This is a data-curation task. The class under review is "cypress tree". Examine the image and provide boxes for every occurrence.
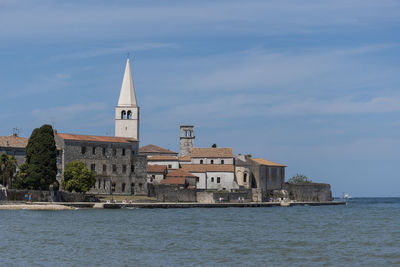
[24,124,57,190]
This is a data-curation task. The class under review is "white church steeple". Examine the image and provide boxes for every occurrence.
[117,58,137,107]
[115,58,140,140]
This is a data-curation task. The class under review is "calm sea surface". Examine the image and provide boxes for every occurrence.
[0,198,399,266]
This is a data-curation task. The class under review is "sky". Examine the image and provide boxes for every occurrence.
[1,0,399,197]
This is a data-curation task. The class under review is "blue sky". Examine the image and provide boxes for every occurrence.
[1,0,399,197]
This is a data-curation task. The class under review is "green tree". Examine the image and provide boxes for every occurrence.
[13,163,28,189]
[0,153,17,188]
[288,174,312,184]
[62,161,96,193]
[22,124,57,190]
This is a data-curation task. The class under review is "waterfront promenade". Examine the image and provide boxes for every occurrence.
[0,201,346,210]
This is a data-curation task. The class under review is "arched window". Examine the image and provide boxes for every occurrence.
[127,110,132,119]
[244,173,248,183]
[211,160,214,164]
[211,177,214,182]
[221,160,224,164]
[121,110,127,119]
[200,160,203,164]
[188,131,191,137]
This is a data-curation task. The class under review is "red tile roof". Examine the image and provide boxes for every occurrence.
[178,155,191,162]
[252,158,287,167]
[148,155,178,161]
[57,133,136,143]
[190,148,233,158]
[166,169,197,178]
[147,165,167,173]
[181,164,234,173]
[160,177,186,185]
[139,144,178,154]
[0,135,28,148]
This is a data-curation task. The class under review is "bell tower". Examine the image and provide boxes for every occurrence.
[180,125,195,156]
[115,58,139,140]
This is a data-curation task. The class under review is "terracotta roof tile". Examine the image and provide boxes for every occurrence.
[178,155,191,162]
[57,133,136,143]
[147,165,167,173]
[252,158,287,167]
[160,177,186,185]
[190,148,233,158]
[0,135,28,148]
[148,155,178,161]
[166,169,197,178]
[181,164,234,173]
[139,144,178,154]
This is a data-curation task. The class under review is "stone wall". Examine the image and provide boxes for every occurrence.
[283,183,332,202]
[196,190,252,203]
[154,184,196,202]
[5,189,95,202]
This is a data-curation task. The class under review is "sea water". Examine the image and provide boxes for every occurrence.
[0,198,399,266]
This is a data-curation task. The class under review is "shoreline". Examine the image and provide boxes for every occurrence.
[0,201,346,210]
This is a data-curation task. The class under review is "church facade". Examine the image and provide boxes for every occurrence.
[55,59,147,195]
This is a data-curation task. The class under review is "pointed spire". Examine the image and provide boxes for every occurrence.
[117,58,137,107]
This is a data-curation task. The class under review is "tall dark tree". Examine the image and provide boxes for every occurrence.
[0,153,17,188]
[23,124,57,190]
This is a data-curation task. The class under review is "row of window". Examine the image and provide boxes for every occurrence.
[210,177,221,183]
[200,159,224,165]
[121,110,133,120]
[81,146,134,156]
[95,180,142,193]
[90,163,135,174]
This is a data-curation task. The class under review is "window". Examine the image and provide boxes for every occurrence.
[132,150,135,155]
[122,183,126,192]
[112,182,116,192]
[196,177,199,182]
[121,110,126,119]
[168,164,172,168]
[131,165,135,173]
[98,180,101,189]
[217,177,220,183]
[122,165,127,174]
[200,160,203,164]
[102,147,106,156]
[113,148,117,156]
[211,177,214,182]
[127,110,132,119]
[243,173,247,183]
[81,147,86,154]
[122,148,126,156]
[221,160,224,164]
[151,175,155,182]
[112,164,117,173]
[90,164,96,173]
[92,147,96,155]
[104,181,106,189]
[103,164,107,174]
[139,183,142,189]
[211,160,214,164]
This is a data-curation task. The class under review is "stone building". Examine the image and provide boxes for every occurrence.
[235,154,255,189]
[179,125,194,156]
[147,164,167,184]
[55,58,147,195]
[250,158,286,200]
[0,134,28,166]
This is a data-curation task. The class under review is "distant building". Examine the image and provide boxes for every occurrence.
[0,134,28,166]
[179,125,194,156]
[161,169,197,189]
[139,144,178,157]
[147,164,167,184]
[55,58,148,195]
[250,158,286,199]
[147,155,179,169]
